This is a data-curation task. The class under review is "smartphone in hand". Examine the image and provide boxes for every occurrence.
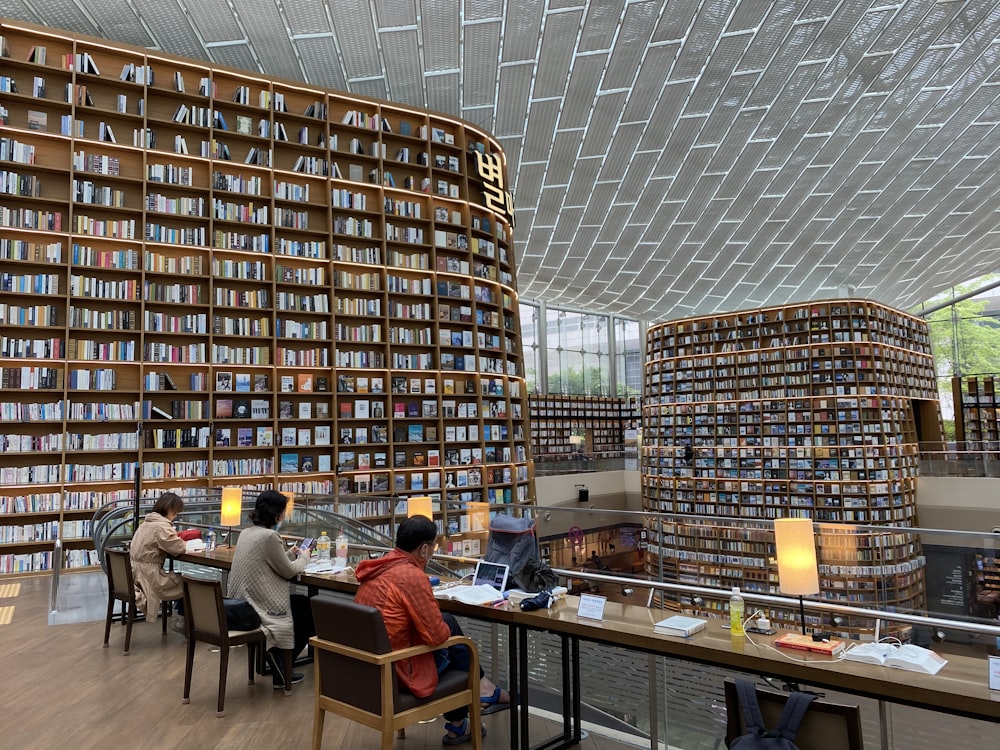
[299,537,315,553]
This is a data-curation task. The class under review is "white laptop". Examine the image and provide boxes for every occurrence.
[434,560,510,605]
[473,560,510,591]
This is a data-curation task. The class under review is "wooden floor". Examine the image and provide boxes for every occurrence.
[2,573,643,750]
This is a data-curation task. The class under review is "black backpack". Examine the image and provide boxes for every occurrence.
[729,679,815,750]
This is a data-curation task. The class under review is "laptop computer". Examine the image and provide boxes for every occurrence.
[473,560,510,591]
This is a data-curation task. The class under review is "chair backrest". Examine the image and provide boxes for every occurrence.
[182,575,226,639]
[105,547,134,600]
[724,680,864,750]
[311,595,395,714]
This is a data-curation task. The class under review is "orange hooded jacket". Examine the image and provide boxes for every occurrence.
[354,548,451,697]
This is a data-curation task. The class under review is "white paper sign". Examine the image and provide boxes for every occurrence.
[989,656,1000,692]
[577,593,606,621]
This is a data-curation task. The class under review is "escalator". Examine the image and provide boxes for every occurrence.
[90,492,465,581]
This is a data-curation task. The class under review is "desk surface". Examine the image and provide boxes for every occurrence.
[178,549,1000,723]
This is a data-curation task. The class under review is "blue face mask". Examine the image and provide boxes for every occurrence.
[274,521,282,531]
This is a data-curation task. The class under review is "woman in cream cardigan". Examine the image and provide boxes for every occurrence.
[228,489,312,688]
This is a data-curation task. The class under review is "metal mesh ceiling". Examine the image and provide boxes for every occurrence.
[23,0,1000,322]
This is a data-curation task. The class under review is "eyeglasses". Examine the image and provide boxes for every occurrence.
[423,542,439,556]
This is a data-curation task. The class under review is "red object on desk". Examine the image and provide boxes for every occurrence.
[774,632,844,656]
[178,529,202,541]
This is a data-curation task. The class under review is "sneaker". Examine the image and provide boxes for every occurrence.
[266,650,303,689]
[170,616,186,635]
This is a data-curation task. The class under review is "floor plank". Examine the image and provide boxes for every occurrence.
[3,574,640,750]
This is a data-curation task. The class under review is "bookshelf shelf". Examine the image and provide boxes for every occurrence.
[0,18,532,576]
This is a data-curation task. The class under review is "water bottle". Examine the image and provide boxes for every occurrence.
[729,586,745,636]
[335,529,349,564]
[206,527,217,552]
[316,530,331,561]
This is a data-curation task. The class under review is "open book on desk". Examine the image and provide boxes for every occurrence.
[304,560,350,574]
[842,642,948,675]
[433,584,505,606]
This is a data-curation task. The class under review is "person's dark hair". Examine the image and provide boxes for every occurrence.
[250,489,289,529]
[395,516,437,552]
[152,492,184,517]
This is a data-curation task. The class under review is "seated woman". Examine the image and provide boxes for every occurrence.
[228,489,313,688]
[130,491,187,634]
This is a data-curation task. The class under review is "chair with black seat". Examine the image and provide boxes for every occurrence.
[180,574,267,717]
[724,679,864,750]
[102,546,169,654]
[309,595,482,750]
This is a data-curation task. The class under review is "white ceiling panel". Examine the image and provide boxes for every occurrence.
[32,0,96,35]
[296,36,348,90]
[533,9,582,100]
[495,62,534,136]
[463,21,501,108]
[380,28,424,104]
[11,0,1000,322]
[209,43,260,74]
[560,53,608,129]
[330,0,381,79]
[181,0,243,44]
[522,99,561,163]
[578,0,623,54]
[502,0,544,62]
[283,0,330,35]
[82,2,151,47]
[418,0,457,73]
[236,0,303,81]
[602,1,659,90]
[132,0,205,59]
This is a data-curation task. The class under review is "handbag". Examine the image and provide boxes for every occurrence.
[223,598,261,631]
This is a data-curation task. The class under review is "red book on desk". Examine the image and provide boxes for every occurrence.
[774,632,845,656]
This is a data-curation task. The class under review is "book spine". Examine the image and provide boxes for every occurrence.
[774,640,839,655]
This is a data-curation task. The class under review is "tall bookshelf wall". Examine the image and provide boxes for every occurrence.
[0,20,533,576]
[528,394,640,460]
[642,299,942,636]
[952,376,1000,448]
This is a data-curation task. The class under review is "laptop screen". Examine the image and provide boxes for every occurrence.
[473,560,510,590]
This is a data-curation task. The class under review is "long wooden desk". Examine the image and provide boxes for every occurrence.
[180,550,1000,749]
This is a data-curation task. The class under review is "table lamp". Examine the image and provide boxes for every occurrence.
[774,517,819,634]
[407,495,433,519]
[220,487,243,547]
[281,490,295,521]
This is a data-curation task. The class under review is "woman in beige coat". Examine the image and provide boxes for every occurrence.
[228,489,312,688]
[130,492,187,632]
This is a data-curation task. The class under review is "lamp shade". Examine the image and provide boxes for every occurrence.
[281,490,295,519]
[407,495,433,519]
[773,517,819,596]
[220,487,243,527]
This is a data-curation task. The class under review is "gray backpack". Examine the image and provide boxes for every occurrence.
[482,514,539,590]
[729,679,815,750]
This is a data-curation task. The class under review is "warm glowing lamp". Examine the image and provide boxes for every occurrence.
[220,487,243,547]
[774,517,820,634]
[407,495,433,519]
[468,502,489,533]
[281,491,295,521]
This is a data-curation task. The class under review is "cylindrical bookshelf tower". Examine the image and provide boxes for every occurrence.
[641,299,942,638]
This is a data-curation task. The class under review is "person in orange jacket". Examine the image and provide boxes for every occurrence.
[355,516,510,744]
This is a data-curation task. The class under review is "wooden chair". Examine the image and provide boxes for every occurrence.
[180,575,267,717]
[309,595,482,750]
[102,547,169,654]
[724,679,865,750]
